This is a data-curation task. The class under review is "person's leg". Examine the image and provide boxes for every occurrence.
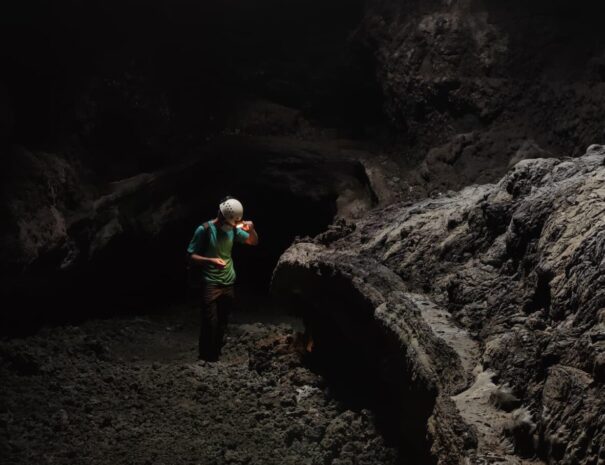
[199,285,221,361]
[215,286,235,358]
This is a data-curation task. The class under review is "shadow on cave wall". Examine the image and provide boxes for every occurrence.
[273,265,436,465]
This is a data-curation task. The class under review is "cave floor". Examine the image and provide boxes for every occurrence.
[0,305,399,465]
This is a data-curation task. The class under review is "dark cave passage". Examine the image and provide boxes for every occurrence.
[2,172,340,335]
[3,1,605,464]
[1,129,380,336]
[1,0,385,335]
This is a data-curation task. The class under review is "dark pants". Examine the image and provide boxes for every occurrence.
[198,284,235,361]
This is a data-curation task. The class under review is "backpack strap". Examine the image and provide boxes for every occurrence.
[186,221,212,289]
[186,221,212,267]
[200,221,212,255]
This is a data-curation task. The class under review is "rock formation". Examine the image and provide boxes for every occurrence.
[272,146,605,464]
[359,0,605,196]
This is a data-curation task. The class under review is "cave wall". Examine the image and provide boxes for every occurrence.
[359,0,605,194]
[5,0,605,193]
[272,147,605,464]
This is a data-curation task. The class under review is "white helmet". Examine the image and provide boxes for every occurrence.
[219,197,243,225]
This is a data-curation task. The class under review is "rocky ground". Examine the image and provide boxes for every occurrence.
[0,306,400,465]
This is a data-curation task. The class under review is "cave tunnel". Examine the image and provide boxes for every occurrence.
[0,131,381,336]
[3,1,605,464]
[0,2,422,462]
[1,167,343,334]
[1,0,383,334]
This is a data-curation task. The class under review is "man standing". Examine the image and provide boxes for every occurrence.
[187,197,259,361]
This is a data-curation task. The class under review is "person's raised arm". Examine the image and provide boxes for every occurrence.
[241,221,259,246]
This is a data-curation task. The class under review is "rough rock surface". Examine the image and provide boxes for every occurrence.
[272,146,605,464]
[359,0,605,196]
[0,310,398,465]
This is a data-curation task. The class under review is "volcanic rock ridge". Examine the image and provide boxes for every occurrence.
[272,145,605,465]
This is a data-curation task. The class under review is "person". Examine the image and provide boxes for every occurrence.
[187,196,259,361]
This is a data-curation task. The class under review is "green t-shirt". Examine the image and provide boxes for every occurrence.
[187,221,250,286]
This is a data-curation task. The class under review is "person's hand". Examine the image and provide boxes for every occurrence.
[211,258,226,268]
[241,220,254,232]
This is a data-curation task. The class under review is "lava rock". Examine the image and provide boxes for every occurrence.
[488,385,521,412]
